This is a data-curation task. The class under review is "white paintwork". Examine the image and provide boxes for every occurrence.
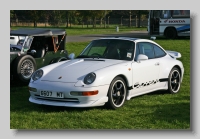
[159,18,190,36]
[68,53,75,59]
[29,38,184,108]
[137,54,148,61]
[166,50,181,59]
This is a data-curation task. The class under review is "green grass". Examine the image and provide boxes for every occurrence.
[10,38,190,129]
[11,26,147,36]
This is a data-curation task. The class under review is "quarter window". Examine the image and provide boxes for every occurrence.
[153,45,166,58]
[137,42,155,59]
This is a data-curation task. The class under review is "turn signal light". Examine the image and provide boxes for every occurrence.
[82,90,98,96]
[70,90,98,96]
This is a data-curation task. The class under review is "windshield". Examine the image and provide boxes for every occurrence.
[78,39,135,61]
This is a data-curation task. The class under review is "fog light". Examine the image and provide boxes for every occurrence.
[29,87,37,92]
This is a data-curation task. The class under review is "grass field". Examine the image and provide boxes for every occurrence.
[11,26,147,36]
[10,37,190,129]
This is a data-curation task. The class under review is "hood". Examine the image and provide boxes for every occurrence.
[41,58,124,82]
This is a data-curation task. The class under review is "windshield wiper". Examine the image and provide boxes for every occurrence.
[76,55,103,59]
[76,55,91,58]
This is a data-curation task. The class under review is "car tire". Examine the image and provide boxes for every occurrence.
[14,55,36,83]
[106,77,127,109]
[168,67,181,94]
[165,27,177,39]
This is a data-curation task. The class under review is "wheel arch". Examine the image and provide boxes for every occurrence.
[49,56,68,64]
[112,74,131,90]
[172,65,182,78]
[106,74,128,109]
[58,57,68,62]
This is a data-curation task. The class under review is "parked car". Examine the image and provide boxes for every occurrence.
[10,35,25,45]
[10,28,69,83]
[28,37,184,109]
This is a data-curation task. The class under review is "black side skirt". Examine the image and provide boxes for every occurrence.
[159,78,168,82]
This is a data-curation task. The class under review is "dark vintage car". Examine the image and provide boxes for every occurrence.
[10,28,69,83]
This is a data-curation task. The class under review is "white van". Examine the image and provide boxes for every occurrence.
[10,36,25,45]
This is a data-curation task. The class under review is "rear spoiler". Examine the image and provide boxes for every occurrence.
[166,50,181,59]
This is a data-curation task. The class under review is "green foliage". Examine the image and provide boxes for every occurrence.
[10,10,14,18]
[11,10,148,28]
[48,11,66,27]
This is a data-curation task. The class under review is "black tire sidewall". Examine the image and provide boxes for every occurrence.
[106,77,127,109]
[168,67,181,94]
[166,28,177,39]
[14,55,36,83]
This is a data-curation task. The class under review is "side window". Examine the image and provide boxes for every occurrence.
[153,44,166,58]
[138,42,155,59]
[171,10,190,18]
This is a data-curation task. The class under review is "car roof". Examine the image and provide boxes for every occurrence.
[93,37,138,41]
[93,37,153,42]
[10,28,66,36]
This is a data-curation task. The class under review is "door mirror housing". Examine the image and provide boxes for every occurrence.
[68,53,75,60]
[137,54,148,62]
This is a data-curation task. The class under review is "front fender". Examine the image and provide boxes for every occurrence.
[74,62,132,87]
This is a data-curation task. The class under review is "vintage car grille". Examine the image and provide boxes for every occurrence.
[34,94,79,103]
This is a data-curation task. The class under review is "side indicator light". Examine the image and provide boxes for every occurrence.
[82,90,98,96]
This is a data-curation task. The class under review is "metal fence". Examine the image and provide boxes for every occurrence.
[10,18,148,28]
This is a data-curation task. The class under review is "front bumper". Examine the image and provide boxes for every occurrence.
[29,81,109,107]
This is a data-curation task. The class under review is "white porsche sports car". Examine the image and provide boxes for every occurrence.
[29,37,184,109]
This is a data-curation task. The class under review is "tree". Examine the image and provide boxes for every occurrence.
[134,10,149,27]
[10,10,14,19]
[10,10,15,27]
[47,10,66,27]
[26,10,43,27]
[40,10,51,27]
[77,10,91,28]
[91,10,106,28]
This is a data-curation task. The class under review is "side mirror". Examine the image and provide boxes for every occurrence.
[137,54,148,62]
[68,53,75,60]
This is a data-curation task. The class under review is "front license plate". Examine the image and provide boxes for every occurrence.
[40,90,64,98]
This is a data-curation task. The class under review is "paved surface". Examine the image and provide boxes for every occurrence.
[66,31,149,42]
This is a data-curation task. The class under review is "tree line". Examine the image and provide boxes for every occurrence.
[10,10,149,28]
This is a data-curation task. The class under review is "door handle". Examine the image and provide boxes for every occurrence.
[155,62,160,66]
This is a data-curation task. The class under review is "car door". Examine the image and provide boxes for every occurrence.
[131,42,160,95]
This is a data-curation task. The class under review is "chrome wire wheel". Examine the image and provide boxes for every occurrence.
[20,59,34,79]
[107,77,127,109]
[169,68,181,93]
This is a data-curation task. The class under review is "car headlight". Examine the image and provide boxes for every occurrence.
[32,69,43,81]
[84,72,96,85]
